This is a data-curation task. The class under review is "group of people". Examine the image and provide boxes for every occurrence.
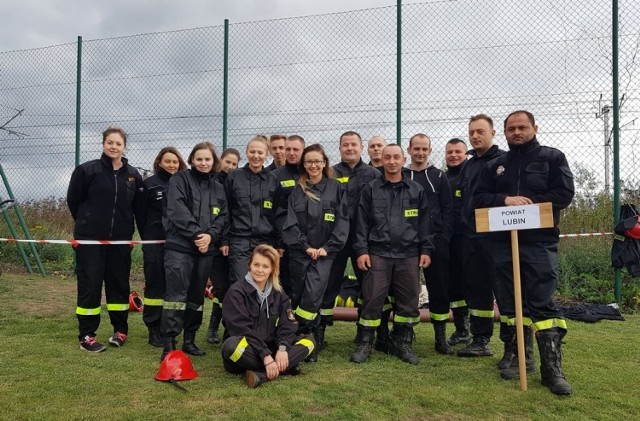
[67,110,575,395]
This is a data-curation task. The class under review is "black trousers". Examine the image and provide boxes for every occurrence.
[75,244,131,339]
[462,236,496,337]
[161,249,212,338]
[448,234,466,308]
[142,244,165,328]
[288,253,334,331]
[210,251,230,305]
[323,241,363,325]
[228,237,271,285]
[221,334,315,374]
[492,240,565,330]
[423,236,450,321]
[359,255,421,329]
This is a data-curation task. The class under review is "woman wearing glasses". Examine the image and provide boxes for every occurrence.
[282,144,349,363]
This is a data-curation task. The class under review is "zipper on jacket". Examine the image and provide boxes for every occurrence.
[109,171,118,239]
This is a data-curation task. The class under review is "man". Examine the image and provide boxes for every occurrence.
[266,134,286,171]
[321,131,379,351]
[457,115,508,360]
[367,135,386,170]
[475,110,574,395]
[273,135,306,297]
[351,144,432,365]
[444,138,471,345]
[404,133,454,355]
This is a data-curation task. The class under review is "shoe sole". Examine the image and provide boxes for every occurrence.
[245,371,260,388]
[80,344,106,353]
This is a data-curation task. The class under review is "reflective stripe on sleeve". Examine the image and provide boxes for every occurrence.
[230,337,249,362]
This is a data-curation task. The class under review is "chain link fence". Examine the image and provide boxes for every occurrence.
[1,0,639,223]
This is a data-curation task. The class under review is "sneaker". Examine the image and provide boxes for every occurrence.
[108,332,127,347]
[80,335,106,353]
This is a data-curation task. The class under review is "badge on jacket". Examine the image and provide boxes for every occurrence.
[496,166,505,176]
[287,308,296,322]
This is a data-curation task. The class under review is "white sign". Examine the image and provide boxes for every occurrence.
[487,204,542,232]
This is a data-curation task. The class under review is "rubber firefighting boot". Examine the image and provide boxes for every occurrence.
[374,310,393,354]
[457,335,493,357]
[497,323,516,369]
[206,304,222,345]
[148,325,163,348]
[500,327,535,380]
[536,328,573,395]
[433,320,453,355]
[391,324,419,365]
[448,307,471,345]
[315,323,327,352]
[245,370,268,388]
[160,336,176,362]
[182,331,206,356]
[305,325,319,363]
[350,326,375,363]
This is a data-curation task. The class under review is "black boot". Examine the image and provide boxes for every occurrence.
[433,321,453,355]
[500,327,535,380]
[448,307,471,345]
[391,324,419,365]
[315,323,327,352]
[245,370,268,388]
[374,312,393,354]
[536,328,572,395]
[497,323,516,369]
[160,336,176,362]
[305,326,319,363]
[350,326,375,363]
[148,325,163,348]
[182,331,206,356]
[206,305,222,345]
[457,335,493,357]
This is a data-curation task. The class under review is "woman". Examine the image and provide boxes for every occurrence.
[282,144,349,362]
[221,245,315,388]
[221,136,278,285]
[140,147,187,347]
[160,142,227,361]
[206,148,240,345]
[67,127,144,352]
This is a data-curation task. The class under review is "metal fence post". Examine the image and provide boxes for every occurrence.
[223,20,229,150]
[612,0,621,303]
[396,0,402,146]
[75,36,82,167]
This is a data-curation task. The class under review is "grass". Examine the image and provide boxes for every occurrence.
[1,273,639,420]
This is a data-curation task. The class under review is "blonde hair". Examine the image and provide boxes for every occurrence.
[249,244,282,292]
[246,135,270,154]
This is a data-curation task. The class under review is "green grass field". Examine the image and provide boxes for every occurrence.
[1,273,639,421]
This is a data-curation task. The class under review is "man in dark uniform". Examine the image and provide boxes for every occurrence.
[265,134,286,172]
[320,131,379,349]
[444,138,471,345]
[457,115,508,360]
[405,133,454,355]
[475,110,574,395]
[351,144,433,365]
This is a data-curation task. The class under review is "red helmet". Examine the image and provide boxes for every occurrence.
[626,215,640,239]
[129,291,144,312]
[155,350,198,381]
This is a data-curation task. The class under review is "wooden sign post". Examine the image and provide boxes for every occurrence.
[475,202,554,391]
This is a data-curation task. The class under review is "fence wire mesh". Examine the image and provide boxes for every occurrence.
[0,0,639,230]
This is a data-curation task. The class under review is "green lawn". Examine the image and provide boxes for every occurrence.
[0,273,638,421]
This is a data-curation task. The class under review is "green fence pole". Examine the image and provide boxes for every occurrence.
[612,0,621,303]
[0,197,33,273]
[222,20,229,150]
[396,0,402,146]
[0,164,45,275]
[75,36,82,167]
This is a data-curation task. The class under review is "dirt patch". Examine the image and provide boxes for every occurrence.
[0,272,77,317]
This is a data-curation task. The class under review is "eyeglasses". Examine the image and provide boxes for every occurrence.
[303,160,324,167]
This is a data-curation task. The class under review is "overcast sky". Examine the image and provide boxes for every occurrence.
[1,0,396,51]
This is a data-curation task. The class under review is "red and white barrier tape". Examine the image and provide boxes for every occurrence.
[0,233,613,245]
[0,238,165,245]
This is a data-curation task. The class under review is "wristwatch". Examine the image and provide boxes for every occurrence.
[278,344,287,352]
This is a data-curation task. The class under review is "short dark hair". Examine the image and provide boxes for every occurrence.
[340,131,362,144]
[287,134,305,147]
[446,138,467,148]
[469,114,494,128]
[269,134,287,144]
[408,133,430,149]
[504,110,536,129]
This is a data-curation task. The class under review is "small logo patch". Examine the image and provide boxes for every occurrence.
[281,180,295,188]
[127,176,136,182]
[336,176,349,184]
[263,200,272,209]
[324,213,335,222]
[212,206,220,215]
[455,189,462,198]
[404,209,418,217]
[496,165,505,176]
[287,308,296,322]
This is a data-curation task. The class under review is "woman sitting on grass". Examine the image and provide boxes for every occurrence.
[221,244,315,388]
